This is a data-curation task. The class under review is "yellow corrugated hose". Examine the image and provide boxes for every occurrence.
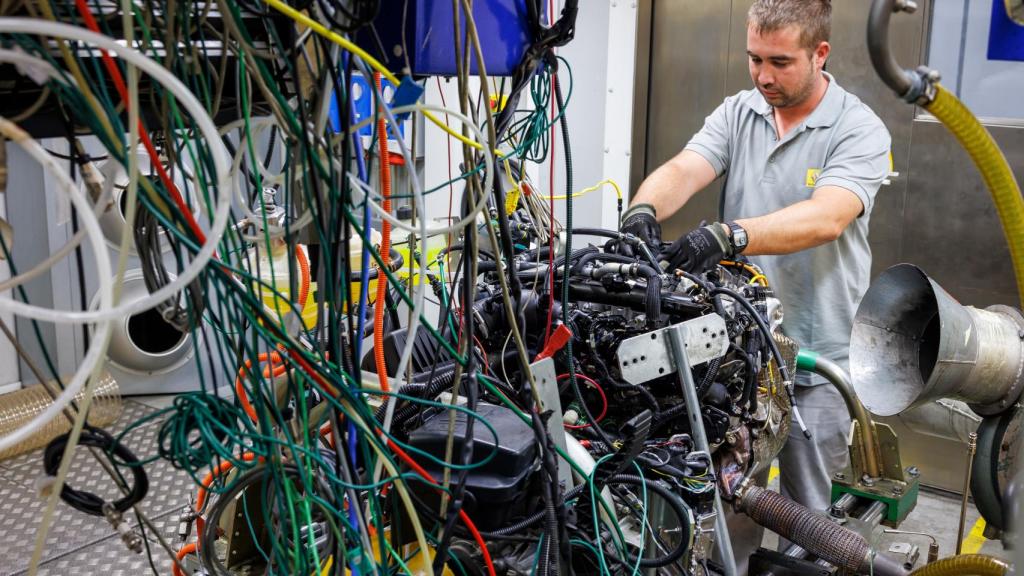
[924,84,1024,309]
[908,553,1009,576]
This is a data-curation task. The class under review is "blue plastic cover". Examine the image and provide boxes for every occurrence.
[988,0,1024,62]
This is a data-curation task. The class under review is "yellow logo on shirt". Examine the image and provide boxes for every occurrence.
[805,168,821,187]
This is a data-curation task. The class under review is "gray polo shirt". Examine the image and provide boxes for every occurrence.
[684,73,891,386]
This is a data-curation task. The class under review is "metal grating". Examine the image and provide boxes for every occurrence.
[0,400,161,471]
[12,509,183,576]
[0,401,196,576]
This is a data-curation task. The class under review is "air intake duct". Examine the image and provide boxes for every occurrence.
[851,264,1024,417]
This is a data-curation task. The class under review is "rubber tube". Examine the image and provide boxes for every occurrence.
[867,0,915,97]
[908,554,1009,576]
[923,85,1024,309]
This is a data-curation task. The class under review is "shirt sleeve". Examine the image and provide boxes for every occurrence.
[684,100,732,177]
[814,111,892,217]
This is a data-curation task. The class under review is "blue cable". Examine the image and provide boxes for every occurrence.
[343,53,368,576]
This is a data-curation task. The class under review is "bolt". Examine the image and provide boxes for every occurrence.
[893,485,904,496]
[862,475,875,487]
[895,0,918,13]
[907,466,920,477]
[834,472,846,480]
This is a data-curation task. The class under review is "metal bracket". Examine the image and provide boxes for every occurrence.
[616,313,729,385]
[530,357,573,487]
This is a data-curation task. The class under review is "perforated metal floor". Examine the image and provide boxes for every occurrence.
[0,401,193,576]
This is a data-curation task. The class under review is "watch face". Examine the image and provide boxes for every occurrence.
[729,223,747,252]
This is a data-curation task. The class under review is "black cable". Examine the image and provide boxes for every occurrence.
[709,287,790,382]
[597,474,692,568]
[43,427,149,516]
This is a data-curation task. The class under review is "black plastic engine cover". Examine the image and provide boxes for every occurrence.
[397,402,538,537]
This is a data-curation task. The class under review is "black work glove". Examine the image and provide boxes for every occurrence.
[661,223,731,273]
[615,203,661,257]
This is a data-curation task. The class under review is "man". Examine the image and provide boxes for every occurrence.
[622,0,891,525]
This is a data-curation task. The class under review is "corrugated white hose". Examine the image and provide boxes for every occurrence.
[0,19,235,325]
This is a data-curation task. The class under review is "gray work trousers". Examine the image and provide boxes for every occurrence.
[779,383,852,514]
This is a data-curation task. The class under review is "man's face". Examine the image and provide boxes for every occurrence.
[746,24,827,109]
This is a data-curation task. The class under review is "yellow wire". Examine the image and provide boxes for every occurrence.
[720,260,770,287]
[262,0,506,157]
[543,178,623,201]
[318,555,333,576]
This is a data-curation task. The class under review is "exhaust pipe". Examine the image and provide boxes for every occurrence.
[850,264,1024,417]
[737,485,908,575]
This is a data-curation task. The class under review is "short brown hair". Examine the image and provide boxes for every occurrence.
[748,0,832,52]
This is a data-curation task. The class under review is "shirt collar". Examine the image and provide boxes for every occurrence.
[744,71,844,128]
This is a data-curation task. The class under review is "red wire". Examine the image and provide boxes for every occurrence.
[384,438,498,576]
[472,335,493,375]
[72,0,206,244]
[557,372,608,429]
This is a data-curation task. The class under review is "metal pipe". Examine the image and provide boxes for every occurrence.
[957,432,979,554]
[667,326,737,576]
[797,350,881,478]
[868,0,915,98]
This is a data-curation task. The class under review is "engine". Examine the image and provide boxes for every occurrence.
[375,224,796,574]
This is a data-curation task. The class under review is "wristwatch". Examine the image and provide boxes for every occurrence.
[726,221,748,255]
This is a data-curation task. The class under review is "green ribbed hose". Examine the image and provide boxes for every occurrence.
[925,85,1024,309]
[909,554,1009,576]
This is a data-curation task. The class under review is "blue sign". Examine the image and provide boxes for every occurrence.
[988,0,1024,62]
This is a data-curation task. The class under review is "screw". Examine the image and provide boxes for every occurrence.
[907,466,920,477]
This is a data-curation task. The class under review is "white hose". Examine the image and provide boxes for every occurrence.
[0,118,114,453]
[0,18,234,325]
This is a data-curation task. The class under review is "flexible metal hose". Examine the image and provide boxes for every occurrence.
[738,485,907,575]
[908,554,1009,576]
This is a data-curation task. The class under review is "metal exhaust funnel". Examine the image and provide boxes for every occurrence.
[850,264,1024,417]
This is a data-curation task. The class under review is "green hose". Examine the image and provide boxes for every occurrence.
[924,85,1024,309]
[909,554,1009,576]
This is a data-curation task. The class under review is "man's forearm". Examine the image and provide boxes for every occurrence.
[630,150,718,222]
[735,186,862,255]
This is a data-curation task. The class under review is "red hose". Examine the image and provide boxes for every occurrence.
[295,244,311,313]
[373,72,392,393]
[171,542,196,576]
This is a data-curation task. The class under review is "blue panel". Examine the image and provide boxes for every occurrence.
[358,0,534,77]
[328,72,406,139]
[988,0,1024,62]
[415,0,533,76]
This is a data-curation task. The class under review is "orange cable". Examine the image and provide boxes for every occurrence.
[372,72,392,393]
